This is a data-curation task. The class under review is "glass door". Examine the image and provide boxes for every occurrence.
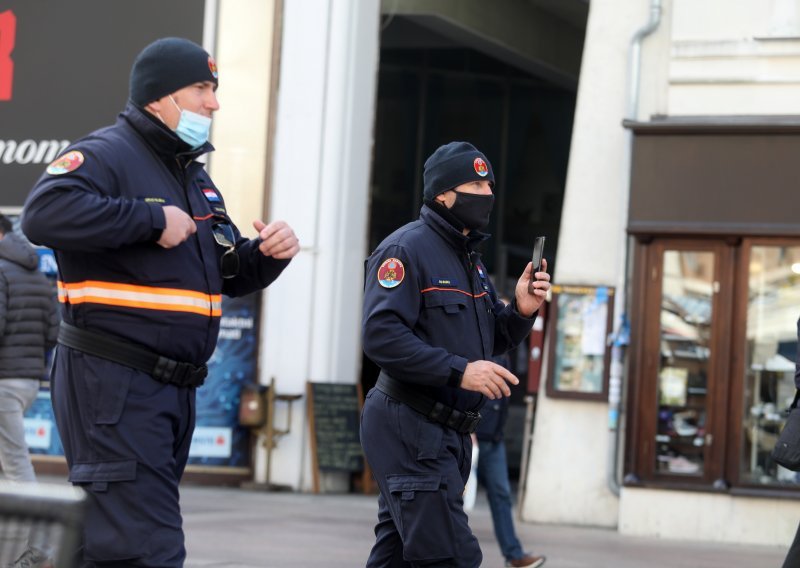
[655,249,717,477]
[633,239,732,484]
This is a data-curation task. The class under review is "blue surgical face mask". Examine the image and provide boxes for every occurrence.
[169,95,211,149]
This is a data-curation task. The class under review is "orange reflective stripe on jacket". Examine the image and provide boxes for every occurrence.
[57,280,222,317]
[420,286,489,298]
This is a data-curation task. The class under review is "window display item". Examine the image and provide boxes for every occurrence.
[659,367,688,407]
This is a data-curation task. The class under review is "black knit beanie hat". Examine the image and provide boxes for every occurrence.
[422,141,494,202]
[129,37,218,106]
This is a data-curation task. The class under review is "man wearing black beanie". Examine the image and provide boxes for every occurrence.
[21,37,299,567]
[360,141,550,567]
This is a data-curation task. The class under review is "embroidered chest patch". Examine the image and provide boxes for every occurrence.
[202,188,221,202]
[377,258,405,289]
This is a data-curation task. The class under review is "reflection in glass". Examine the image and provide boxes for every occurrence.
[742,245,800,486]
[656,251,714,476]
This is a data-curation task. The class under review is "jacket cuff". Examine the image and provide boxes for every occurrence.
[447,356,469,387]
[147,202,167,242]
[511,297,537,320]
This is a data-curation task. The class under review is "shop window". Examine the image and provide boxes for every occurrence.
[740,245,800,488]
[627,238,800,492]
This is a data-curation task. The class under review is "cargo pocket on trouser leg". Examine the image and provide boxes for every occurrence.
[386,474,455,564]
[81,355,133,426]
[69,459,147,562]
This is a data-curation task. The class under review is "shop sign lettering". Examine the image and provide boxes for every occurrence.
[0,139,70,164]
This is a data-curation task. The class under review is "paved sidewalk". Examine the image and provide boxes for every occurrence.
[180,484,787,568]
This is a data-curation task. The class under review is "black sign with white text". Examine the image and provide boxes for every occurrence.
[0,0,205,206]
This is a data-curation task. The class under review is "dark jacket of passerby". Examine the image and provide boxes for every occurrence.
[476,352,512,442]
[0,232,58,379]
[476,390,510,444]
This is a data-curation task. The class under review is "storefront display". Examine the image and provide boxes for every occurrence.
[741,244,800,487]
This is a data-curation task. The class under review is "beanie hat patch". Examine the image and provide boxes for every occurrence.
[473,157,489,177]
[423,141,495,202]
[129,37,218,106]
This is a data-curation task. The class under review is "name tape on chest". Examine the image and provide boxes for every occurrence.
[431,277,458,288]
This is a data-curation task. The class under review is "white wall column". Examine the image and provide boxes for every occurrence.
[255,0,380,490]
[521,0,666,527]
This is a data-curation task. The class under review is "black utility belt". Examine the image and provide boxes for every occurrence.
[57,322,207,388]
[376,372,481,434]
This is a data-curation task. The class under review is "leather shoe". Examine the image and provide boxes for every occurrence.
[505,554,546,568]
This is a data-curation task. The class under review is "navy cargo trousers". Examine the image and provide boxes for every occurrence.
[361,388,482,567]
[52,346,195,567]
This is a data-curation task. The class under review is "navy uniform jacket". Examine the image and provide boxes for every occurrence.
[22,103,290,366]
[362,204,534,412]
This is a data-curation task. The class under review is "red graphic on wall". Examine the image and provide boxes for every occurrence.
[0,10,16,102]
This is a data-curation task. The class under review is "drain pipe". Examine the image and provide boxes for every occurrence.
[607,0,663,497]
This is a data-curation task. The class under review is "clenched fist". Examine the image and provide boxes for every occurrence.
[158,205,196,248]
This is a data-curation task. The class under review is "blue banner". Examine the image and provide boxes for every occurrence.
[188,293,260,468]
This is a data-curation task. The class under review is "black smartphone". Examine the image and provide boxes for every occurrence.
[530,236,545,283]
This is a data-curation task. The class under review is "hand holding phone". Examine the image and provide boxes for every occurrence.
[529,236,545,285]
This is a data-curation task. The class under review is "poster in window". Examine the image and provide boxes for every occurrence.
[659,367,688,407]
[546,285,614,401]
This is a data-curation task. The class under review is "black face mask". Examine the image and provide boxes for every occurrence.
[449,192,494,230]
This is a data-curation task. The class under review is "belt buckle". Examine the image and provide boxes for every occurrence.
[465,411,481,434]
[191,364,208,387]
[176,363,207,388]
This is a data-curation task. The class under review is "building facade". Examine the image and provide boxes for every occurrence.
[525,0,800,547]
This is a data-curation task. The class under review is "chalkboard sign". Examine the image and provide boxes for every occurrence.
[306,382,363,490]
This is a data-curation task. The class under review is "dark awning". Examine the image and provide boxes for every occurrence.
[625,117,800,237]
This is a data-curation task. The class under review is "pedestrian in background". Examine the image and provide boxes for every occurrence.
[22,37,299,567]
[780,318,800,568]
[475,326,545,568]
[361,141,550,567]
[0,213,59,567]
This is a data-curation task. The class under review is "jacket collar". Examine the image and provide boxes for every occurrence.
[119,102,215,161]
[420,204,490,253]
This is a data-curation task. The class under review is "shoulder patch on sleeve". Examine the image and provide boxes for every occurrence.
[377,258,405,289]
[46,151,84,175]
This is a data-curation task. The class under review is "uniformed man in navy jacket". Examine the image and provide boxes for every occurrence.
[361,141,550,567]
[21,38,298,567]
